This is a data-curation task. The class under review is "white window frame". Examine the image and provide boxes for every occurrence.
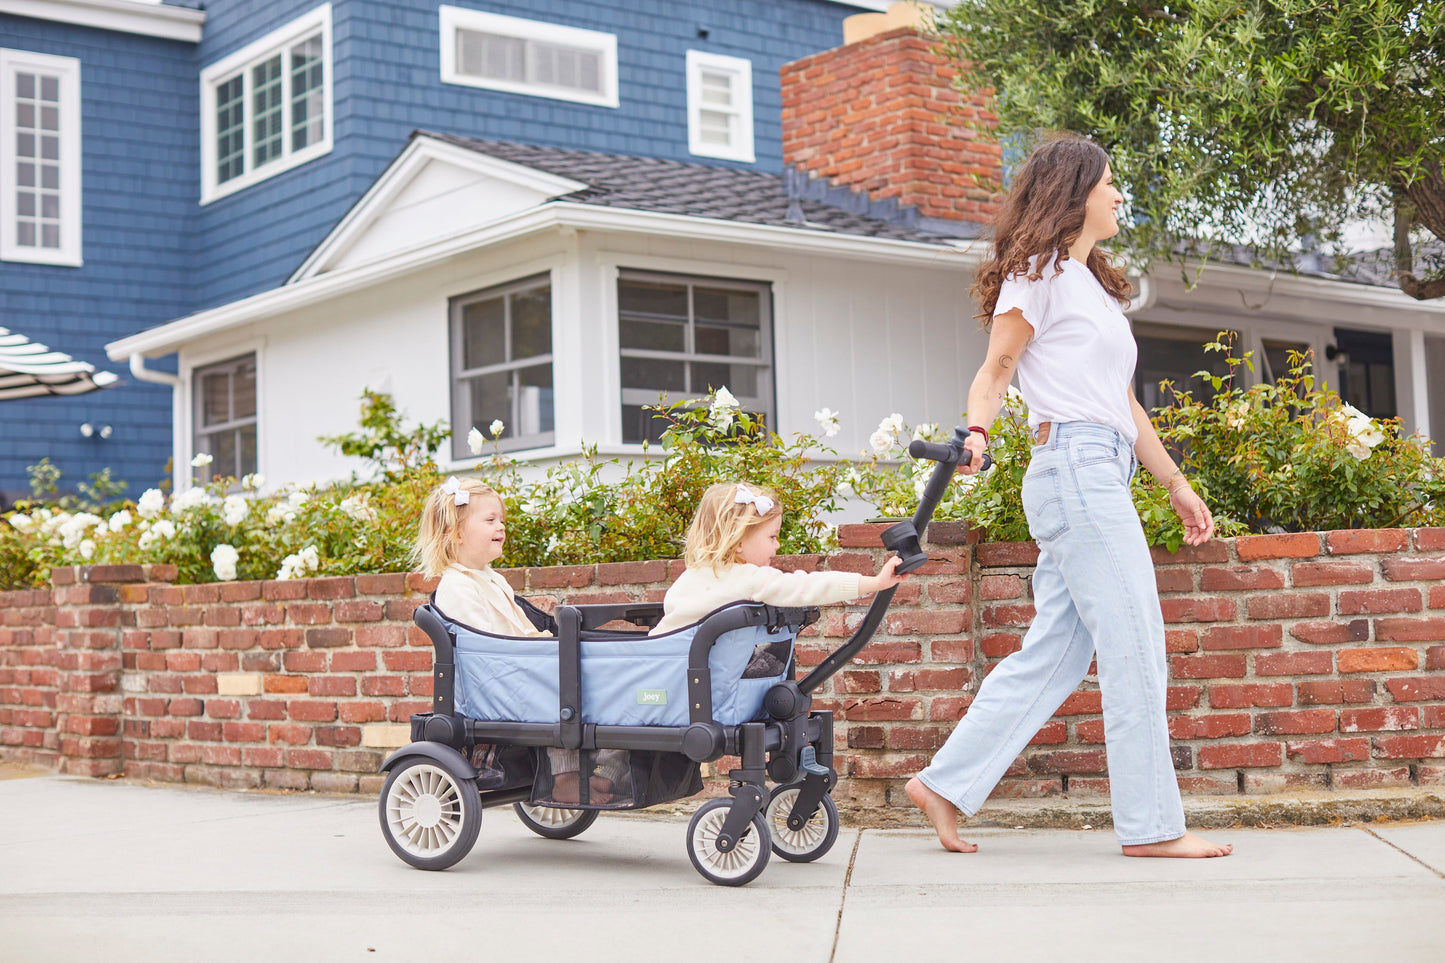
[190,351,260,487]
[685,50,754,163]
[0,49,82,266]
[199,4,333,204]
[439,5,618,109]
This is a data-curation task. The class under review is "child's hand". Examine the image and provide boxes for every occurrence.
[861,554,909,594]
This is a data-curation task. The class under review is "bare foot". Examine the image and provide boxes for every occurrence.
[905,777,977,853]
[1122,831,1233,858]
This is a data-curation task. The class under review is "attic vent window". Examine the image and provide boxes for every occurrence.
[440,6,618,109]
[200,4,333,204]
[685,51,754,163]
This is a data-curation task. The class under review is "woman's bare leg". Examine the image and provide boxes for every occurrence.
[905,777,978,853]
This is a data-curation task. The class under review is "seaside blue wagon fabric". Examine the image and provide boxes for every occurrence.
[450,609,795,727]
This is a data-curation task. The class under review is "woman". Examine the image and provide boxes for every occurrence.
[906,136,1232,858]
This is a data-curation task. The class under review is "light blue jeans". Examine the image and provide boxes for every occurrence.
[916,421,1187,845]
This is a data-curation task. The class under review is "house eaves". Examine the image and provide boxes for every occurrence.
[106,203,980,361]
[5,0,206,42]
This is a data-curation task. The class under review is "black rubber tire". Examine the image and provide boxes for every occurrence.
[379,757,482,870]
[686,797,771,886]
[513,802,600,840]
[765,784,840,863]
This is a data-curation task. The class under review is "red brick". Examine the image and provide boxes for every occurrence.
[1169,713,1251,739]
[1198,742,1284,769]
[980,633,1021,658]
[306,577,355,600]
[258,581,307,601]
[929,638,973,662]
[1290,561,1375,587]
[383,650,431,672]
[1201,624,1282,650]
[1254,709,1336,735]
[841,670,881,693]
[1074,719,1105,743]
[1339,589,1422,616]
[356,573,406,594]
[1338,647,1418,673]
[206,699,240,720]
[927,579,971,605]
[1253,651,1334,676]
[596,560,667,585]
[1381,557,1445,581]
[850,753,932,780]
[1149,541,1229,564]
[314,726,361,747]
[1385,677,1445,701]
[288,700,337,722]
[362,676,406,697]
[836,523,890,548]
[1054,692,1102,715]
[1155,569,1195,593]
[1168,686,1203,710]
[1236,533,1321,561]
[223,722,266,742]
[847,726,886,749]
[1026,749,1107,773]
[886,610,967,635]
[286,604,332,625]
[842,697,924,721]
[1246,593,1330,620]
[167,698,204,716]
[1375,618,1445,642]
[1429,646,1445,670]
[1026,721,1067,745]
[268,724,311,745]
[308,676,356,697]
[263,675,308,694]
[1200,566,1284,591]
[354,625,406,648]
[973,542,1039,566]
[329,651,377,672]
[286,749,334,770]
[528,565,595,589]
[1335,766,1414,789]
[1289,620,1369,644]
[929,696,970,720]
[983,604,1035,626]
[1170,654,1247,679]
[1327,529,1408,555]
[1207,683,1292,708]
[852,640,921,665]
[1372,734,1445,759]
[1425,706,1445,728]
[305,627,350,648]
[1285,738,1370,764]
[979,575,1022,600]
[1160,597,1236,623]
[1341,707,1418,732]
[283,651,326,673]
[1415,528,1445,550]
[246,699,286,720]
[1297,680,1376,705]
[334,601,385,623]
[1165,629,1199,653]
[339,701,387,723]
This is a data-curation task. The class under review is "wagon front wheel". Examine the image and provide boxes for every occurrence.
[513,802,599,840]
[379,756,482,870]
[765,784,839,862]
[686,798,770,886]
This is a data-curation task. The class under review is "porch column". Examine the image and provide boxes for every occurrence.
[1392,327,1432,445]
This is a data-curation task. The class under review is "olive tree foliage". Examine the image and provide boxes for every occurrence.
[936,1,1445,298]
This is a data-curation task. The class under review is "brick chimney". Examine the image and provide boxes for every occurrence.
[780,2,1001,233]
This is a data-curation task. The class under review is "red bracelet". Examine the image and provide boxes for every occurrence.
[967,425,990,445]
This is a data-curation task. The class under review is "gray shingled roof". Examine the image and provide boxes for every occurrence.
[421,131,978,244]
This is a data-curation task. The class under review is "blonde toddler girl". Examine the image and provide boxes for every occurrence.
[650,481,906,636]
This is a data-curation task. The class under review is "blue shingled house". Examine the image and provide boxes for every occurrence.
[0,0,916,503]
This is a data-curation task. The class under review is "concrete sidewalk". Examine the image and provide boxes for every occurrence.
[2,773,1443,963]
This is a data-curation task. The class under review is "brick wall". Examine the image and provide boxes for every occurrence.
[3,525,1443,809]
[780,27,1002,227]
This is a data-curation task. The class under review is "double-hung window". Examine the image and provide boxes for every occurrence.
[200,4,332,203]
[439,6,618,108]
[685,51,754,163]
[450,274,556,457]
[1,49,81,266]
[193,354,258,484]
[618,271,773,444]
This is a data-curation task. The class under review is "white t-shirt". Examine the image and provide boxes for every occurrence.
[995,256,1139,444]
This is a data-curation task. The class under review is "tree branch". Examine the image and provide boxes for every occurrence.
[1394,201,1445,301]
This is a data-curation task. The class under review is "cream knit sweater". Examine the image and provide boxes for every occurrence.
[650,562,863,635]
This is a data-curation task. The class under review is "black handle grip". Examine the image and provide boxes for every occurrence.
[908,440,992,472]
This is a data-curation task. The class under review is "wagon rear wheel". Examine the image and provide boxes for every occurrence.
[765,784,839,862]
[513,802,599,840]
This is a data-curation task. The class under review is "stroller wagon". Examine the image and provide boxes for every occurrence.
[377,429,979,885]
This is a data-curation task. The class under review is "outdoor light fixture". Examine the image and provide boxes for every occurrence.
[80,423,112,439]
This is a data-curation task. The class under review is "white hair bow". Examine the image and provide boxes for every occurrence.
[440,476,470,507]
[734,483,774,516]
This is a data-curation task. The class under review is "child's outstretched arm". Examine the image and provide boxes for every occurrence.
[858,554,907,595]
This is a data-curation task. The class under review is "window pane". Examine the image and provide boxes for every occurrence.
[621,404,669,445]
[621,356,685,391]
[510,285,552,359]
[212,428,238,481]
[530,41,601,93]
[698,110,732,145]
[694,287,759,325]
[39,76,58,102]
[461,297,506,370]
[618,279,688,320]
[200,371,231,427]
[40,223,58,248]
[699,70,732,106]
[252,55,284,168]
[691,362,758,397]
[16,73,34,98]
[233,357,257,418]
[620,318,685,352]
[239,425,259,477]
[695,323,759,358]
[465,370,511,437]
[516,363,554,436]
[1133,329,1232,409]
[216,74,245,183]
[290,35,325,151]
[458,30,525,81]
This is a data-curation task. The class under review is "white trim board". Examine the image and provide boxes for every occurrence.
[1,0,205,42]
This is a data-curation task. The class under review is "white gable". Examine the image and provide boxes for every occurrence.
[291,136,587,281]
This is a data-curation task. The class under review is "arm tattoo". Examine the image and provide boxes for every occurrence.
[997,354,1014,370]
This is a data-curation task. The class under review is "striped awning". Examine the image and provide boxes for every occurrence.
[0,326,119,400]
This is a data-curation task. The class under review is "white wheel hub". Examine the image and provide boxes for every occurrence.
[767,789,827,855]
[691,805,762,880]
[520,804,584,828]
[386,763,464,857]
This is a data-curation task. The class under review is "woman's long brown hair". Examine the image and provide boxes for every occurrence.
[970,136,1132,327]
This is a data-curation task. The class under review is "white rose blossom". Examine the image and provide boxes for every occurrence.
[59,513,103,550]
[136,488,166,517]
[813,407,841,438]
[339,493,378,523]
[709,387,740,431]
[222,495,249,527]
[241,473,265,491]
[107,510,132,533]
[489,419,505,438]
[190,452,213,468]
[467,427,486,455]
[151,519,177,540]
[79,539,95,560]
[869,429,895,454]
[277,544,320,580]
[172,487,211,513]
[211,544,239,581]
[7,513,33,533]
